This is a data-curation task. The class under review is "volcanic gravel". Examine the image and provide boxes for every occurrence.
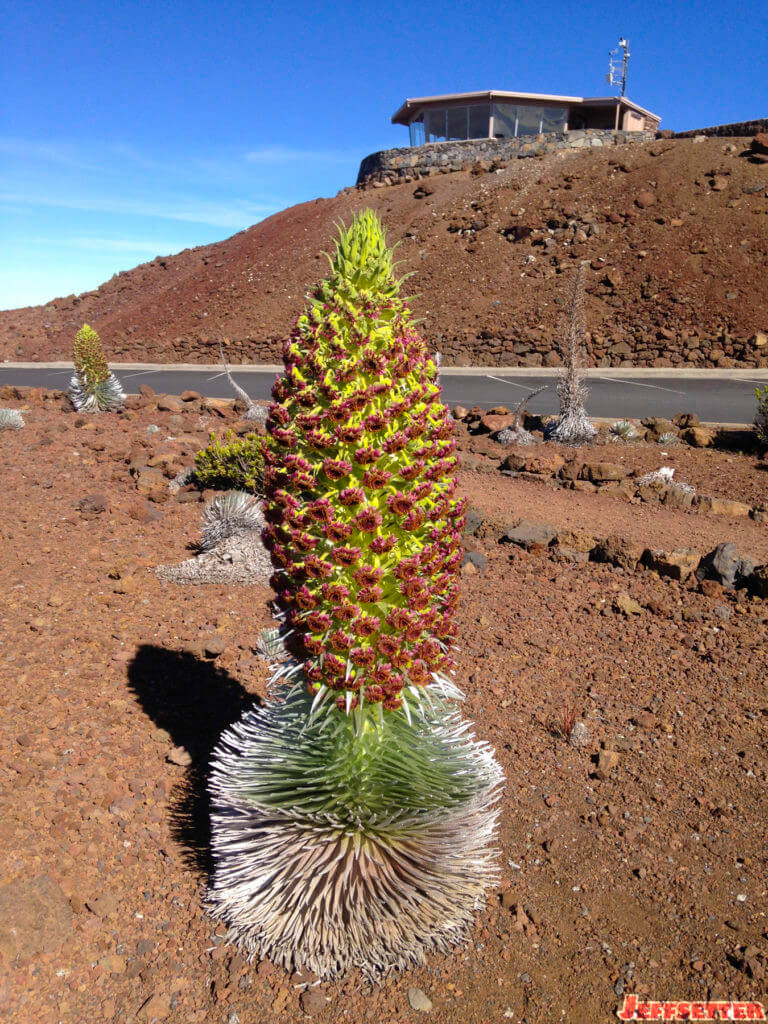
[1,394,767,1023]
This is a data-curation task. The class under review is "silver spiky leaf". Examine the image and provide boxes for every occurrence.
[218,341,267,422]
[69,369,126,412]
[255,626,289,662]
[494,425,536,445]
[610,419,638,442]
[200,490,262,551]
[207,687,503,981]
[0,408,24,430]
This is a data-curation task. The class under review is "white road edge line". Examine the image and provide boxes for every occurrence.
[593,375,686,395]
[484,374,535,391]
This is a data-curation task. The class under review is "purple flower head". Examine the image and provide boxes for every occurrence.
[333,545,362,567]
[322,457,352,481]
[336,424,363,444]
[370,533,397,554]
[384,432,407,454]
[353,446,383,466]
[304,610,332,632]
[336,601,359,622]
[352,614,378,637]
[350,647,375,668]
[386,492,414,517]
[403,507,426,532]
[295,585,318,610]
[354,505,383,532]
[303,554,333,579]
[324,653,347,678]
[322,581,351,603]
[339,487,364,506]
[307,497,334,523]
[362,466,392,489]
[329,629,353,652]
[291,470,316,490]
[326,520,353,543]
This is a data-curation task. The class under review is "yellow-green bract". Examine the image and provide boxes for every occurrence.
[263,209,465,719]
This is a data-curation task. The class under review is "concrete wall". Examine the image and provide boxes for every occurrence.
[357,130,656,186]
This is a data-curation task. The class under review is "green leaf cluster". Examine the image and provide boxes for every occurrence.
[756,385,768,445]
[194,430,269,493]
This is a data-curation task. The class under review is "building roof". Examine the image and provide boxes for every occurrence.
[391,90,660,125]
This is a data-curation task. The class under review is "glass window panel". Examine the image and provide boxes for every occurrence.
[517,105,543,135]
[446,106,468,140]
[469,104,490,138]
[492,103,517,139]
[541,107,567,133]
[409,119,425,146]
[426,109,447,142]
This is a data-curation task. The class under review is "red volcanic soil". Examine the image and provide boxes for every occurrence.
[1,136,767,367]
[1,390,767,1023]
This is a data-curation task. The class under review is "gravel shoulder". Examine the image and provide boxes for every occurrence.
[1,396,767,1023]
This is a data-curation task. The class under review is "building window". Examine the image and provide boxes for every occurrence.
[492,103,567,138]
[516,105,543,136]
[542,107,567,133]
[425,109,447,142]
[492,103,517,138]
[420,104,490,143]
[446,106,467,140]
[409,118,425,146]
[469,104,491,139]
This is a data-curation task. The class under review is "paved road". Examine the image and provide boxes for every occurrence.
[3,363,767,424]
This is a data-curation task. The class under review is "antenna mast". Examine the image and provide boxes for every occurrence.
[607,37,630,96]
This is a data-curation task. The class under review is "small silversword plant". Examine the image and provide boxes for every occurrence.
[69,324,125,412]
[0,408,24,430]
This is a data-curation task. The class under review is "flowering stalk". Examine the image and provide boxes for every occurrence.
[208,211,502,980]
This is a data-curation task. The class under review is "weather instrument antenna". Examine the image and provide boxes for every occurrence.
[607,37,630,96]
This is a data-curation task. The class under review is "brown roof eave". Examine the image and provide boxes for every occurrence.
[391,89,583,125]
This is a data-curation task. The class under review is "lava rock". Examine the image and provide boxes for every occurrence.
[696,543,754,589]
[501,520,557,550]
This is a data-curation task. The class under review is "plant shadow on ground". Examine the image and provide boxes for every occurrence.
[127,644,259,877]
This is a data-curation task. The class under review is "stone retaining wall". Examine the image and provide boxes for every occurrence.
[356,130,656,186]
[671,119,768,139]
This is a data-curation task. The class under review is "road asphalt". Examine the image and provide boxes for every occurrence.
[3,363,767,425]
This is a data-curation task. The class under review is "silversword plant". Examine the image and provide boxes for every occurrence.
[547,264,596,445]
[0,408,24,430]
[69,324,125,412]
[207,210,502,980]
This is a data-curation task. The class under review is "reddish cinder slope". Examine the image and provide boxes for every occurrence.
[1,137,767,367]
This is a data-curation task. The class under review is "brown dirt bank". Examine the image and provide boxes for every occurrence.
[1,137,767,368]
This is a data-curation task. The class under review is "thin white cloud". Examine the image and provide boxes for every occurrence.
[68,237,186,253]
[244,145,356,165]
[0,136,102,172]
[0,189,277,228]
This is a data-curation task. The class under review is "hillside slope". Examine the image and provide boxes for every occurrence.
[2,136,767,367]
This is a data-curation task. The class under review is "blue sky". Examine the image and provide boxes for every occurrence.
[2,0,766,310]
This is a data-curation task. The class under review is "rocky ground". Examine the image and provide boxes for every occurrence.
[1,390,767,1024]
[1,136,767,368]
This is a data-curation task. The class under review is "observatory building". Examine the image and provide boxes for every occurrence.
[392,91,660,147]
